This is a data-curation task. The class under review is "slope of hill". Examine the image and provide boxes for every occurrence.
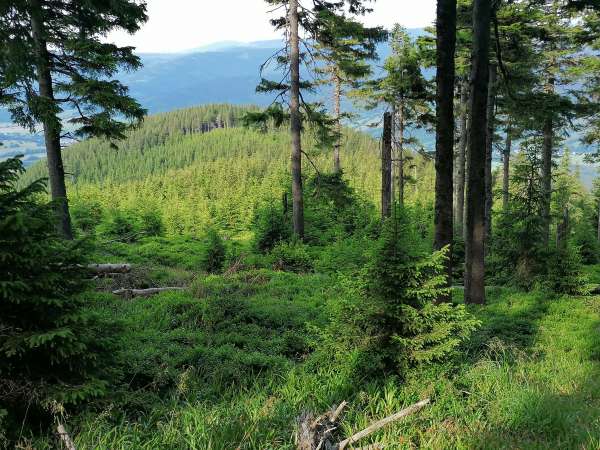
[21,104,435,235]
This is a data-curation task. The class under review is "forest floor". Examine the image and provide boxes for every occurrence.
[33,237,600,449]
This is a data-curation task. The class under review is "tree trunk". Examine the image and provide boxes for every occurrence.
[398,102,405,206]
[597,199,600,242]
[464,0,492,305]
[484,64,497,249]
[556,207,569,250]
[391,104,396,204]
[289,0,304,239]
[502,123,512,211]
[30,0,73,240]
[434,0,457,291]
[381,112,392,219]
[333,71,342,174]
[542,114,553,247]
[455,78,468,238]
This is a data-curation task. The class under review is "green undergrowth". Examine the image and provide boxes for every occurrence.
[24,239,600,449]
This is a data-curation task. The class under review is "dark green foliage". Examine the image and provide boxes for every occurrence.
[70,199,103,235]
[573,219,600,264]
[489,144,548,288]
[201,229,226,274]
[452,235,466,283]
[322,208,478,376]
[303,172,376,244]
[546,244,589,295]
[0,0,147,140]
[139,210,165,238]
[97,209,139,243]
[253,206,291,253]
[271,241,313,273]
[0,158,112,436]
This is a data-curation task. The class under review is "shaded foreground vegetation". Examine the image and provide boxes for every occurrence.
[15,233,600,449]
[4,103,600,449]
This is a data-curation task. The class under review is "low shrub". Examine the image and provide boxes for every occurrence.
[97,209,139,242]
[70,198,103,235]
[201,229,226,273]
[271,241,313,273]
[545,244,589,295]
[253,206,291,253]
[139,210,165,237]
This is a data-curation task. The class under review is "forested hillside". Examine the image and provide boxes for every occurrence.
[2,0,600,449]
[23,104,435,234]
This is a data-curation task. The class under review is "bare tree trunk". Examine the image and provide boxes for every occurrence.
[391,105,396,204]
[556,207,569,250]
[455,78,468,238]
[30,0,73,240]
[597,199,600,243]
[484,64,497,249]
[381,112,392,219]
[502,123,512,211]
[333,71,342,174]
[542,115,553,247]
[464,0,491,305]
[289,0,304,239]
[434,0,457,292]
[398,102,405,206]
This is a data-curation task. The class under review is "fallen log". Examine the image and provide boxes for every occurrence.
[112,287,185,298]
[88,264,131,274]
[337,399,430,450]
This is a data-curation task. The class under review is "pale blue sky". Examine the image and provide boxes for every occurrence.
[109,0,436,53]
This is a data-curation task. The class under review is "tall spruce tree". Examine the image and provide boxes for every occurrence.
[352,24,432,206]
[434,0,457,291]
[249,0,377,238]
[0,0,147,239]
[315,11,385,173]
[464,0,492,305]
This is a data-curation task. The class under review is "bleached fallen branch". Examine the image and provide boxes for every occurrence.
[112,287,185,298]
[57,423,76,450]
[337,399,430,450]
[88,264,131,274]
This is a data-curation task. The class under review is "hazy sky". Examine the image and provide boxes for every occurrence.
[108,0,437,53]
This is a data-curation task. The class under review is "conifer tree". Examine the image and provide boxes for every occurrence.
[0,0,147,239]
[0,157,114,433]
[352,25,431,206]
[315,11,385,173]
[434,0,457,291]
[464,0,492,305]
[249,0,377,238]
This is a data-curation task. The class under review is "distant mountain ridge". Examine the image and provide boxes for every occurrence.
[1,30,597,183]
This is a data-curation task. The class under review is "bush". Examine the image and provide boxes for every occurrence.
[97,209,139,242]
[139,210,165,237]
[70,199,103,235]
[573,220,599,264]
[271,241,313,273]
[545,244,589,295]
[253,206,291,253]
[0,158,114,438]
[303,172,376,245]
[321,208,478,376]
[201,229,226,273]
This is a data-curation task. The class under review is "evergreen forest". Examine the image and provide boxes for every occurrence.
[1,0,600,449]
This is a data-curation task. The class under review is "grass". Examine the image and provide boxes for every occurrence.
[28,240,600,449]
